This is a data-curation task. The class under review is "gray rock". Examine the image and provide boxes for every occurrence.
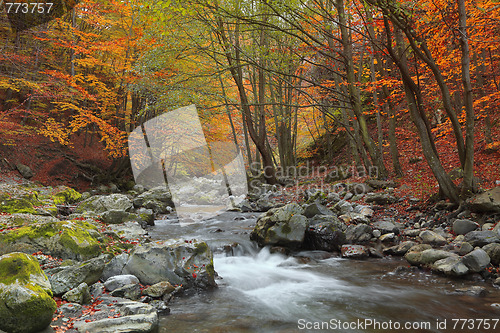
[149,300,170,315]
[76,194,133,214]
[62,282,91,304]
[256,198,275,212]
[494,277,500,287]
[101,210,137,224]
[355,206,374,218]
[0,252,56,333]
[136,208,155,226]
[122,239,216,289]
[104,274,140,292]
[16,164,33,179]
[383,241,416,256]
[108,221,148,242]
[432,256,469,276]
[90,282,105,299]
[372,219,398,234]
[402,229,422,237]
[101,253,129,281]
[327,192,341,203]
[404,244,432,265]
[483,243,500,265]
[133,184,145,194]
[345,224,372,244]
[58,302,83,317]
[464,230,499,247]
[333,200,353,215]
[461,249,490,272]
[458,242,474,255]
[339,212,370,224]
[469,187,500,213]
[143,281,175,298]
[419,230,447,246]
[341,245,369,259]
[111,283,141,300]
[133,186,174,214]
[365,193,397,205]
[304,219,346,252]
[420,249,457,265]
[303,202,332,218]
[453,286,488,297]
[372,230,382,238]
[48,255,108,295]
[453,219,478,235]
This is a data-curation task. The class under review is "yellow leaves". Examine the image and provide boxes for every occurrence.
[38,118,71,146]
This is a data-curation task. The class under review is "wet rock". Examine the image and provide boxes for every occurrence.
[111,283,141,300]
[149,300,170,315]
[372,219,399,234]
[461,249,490,272]
[404,244,432,265]
[464,230,499,247]
[469,187,500,213]
[104,274,140,292]
[48,255,108,295]
[368,247,384,258]
[365,193,397,205]
[453,219,478,235]
[482,243,500,265]
[419,230,447,246]
[494,277,500,287]
[62,282,91,304]
[303,202,332,218]
[383,241,416,256]
[304,219,346,252]
[76,194,133,214]
[341,245,369,259]
[16,164,33,179]
[0,252,56,333]
[238,199,255,212]
[419,249,457,265]
[122,239,216,289]
[345,224,372,244]
[431,256,469,276]
[143,281,175,298]
[453,286,488,297]
[133,186,174,214]
[101,210,137,224]
[250,203,308,249]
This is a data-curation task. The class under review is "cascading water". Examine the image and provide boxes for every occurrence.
[152,212,500,333]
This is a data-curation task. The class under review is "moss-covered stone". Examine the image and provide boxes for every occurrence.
[0,252,57,333]
[0,195,37,214]
[52,186,82,205]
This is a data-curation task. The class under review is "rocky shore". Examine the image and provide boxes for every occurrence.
[0,178,499,333]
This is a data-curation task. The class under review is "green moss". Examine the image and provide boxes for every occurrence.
[0,198,36,214]
[52,187,82,205]
[1,223,57,243]
[59,223,101,259]
[281,223,292,234]
[194,242,208,255]
[205,260,215,277]
[0,253,46,287]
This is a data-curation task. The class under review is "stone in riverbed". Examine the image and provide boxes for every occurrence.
[453,286,488,297]
[76,194,133,214]
[365,193,397,205]
[482,243,500,265]
[464,230,499,247]
[101,253,129,281]
[111,283,141,300]
[453,219,478,235]
[303,202,332,218]
[419,230,447,246]
[143,281,175,298]
[431,256,469,276]
[461,248,490,272]
[62,282,91,304]
[372,219,399,234]
[341,245,369,259]
[383,241,416,256]
[345,224,372,244]
[104,274,140,292]
[304,217,346,252]
[419,249,457,265]
[0,252,57,333]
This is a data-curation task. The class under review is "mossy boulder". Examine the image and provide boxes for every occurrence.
[0,220,104,260]
[51,186,82,205]
[250,203,308,249]
[122,239,216,289]
[76,194,133,214]
[0,252,57,333]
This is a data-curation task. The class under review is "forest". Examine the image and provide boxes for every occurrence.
[0,1,500,332]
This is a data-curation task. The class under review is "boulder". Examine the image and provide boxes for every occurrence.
[0,253,57,333]
[419,230,447,246]
[304,217,346,251]
[111,283,141,300]
[101,253,129,281]
[341,245,369,259]
[51,186,82,205]
[104,275,140,292]
[453,286,488,297]
[452,219,478,235]
[76,194,133,214]
[431,256,469,276]
[482,243,500,265]
[132,186,174,214]
[339,212,370,224]
[464,230,499,247]
[345,224,372,244]
[365,193,397,205]
[122,239,216,289]
[383,241,416,256]
[303,202,332,218]
[16,164,33,179]
[143,281,175,298]
[419,249,457,265]
[372,219,399,234]
[101,210,137,224]
[250,203,308,249]
[48,255,108,295]
[404,244,432,265]
[461,249,490,272]
[62,282,91,304]
[469,187,500,213]
[332,200,353,215]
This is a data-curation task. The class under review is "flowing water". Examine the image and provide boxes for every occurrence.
[149,211,500,333]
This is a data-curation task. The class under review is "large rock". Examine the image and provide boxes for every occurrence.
[101,210,138,225]
[250,203,308,249]
[76,194,133,214]
[348,183,373,195]
[461,249,490,272]
[383,241,417,256]
[341,245,369,259]
[0,220,105,261]
[48,255,108,295]
[104,275,140,292]
[122,239,216,289]
[464,230,499,247]
[365,193,397,205]
[0,253,57,333]
[483,243,500,265]
[304,216,346,251]
[303,202,332,218]
[469,187,500,213]
[404,244,432,265]
[101,253,129,281]
[16,164,33,179]
[345,224,372,244]
[132,186,174,214]
[452,219,478,235]
[372,219,399,234]
[62,282,91,304]
[143,281,175,298]
[432,256,469,276]
[419,230,447,246]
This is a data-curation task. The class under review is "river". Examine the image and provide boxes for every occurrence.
[149,211,500,333]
